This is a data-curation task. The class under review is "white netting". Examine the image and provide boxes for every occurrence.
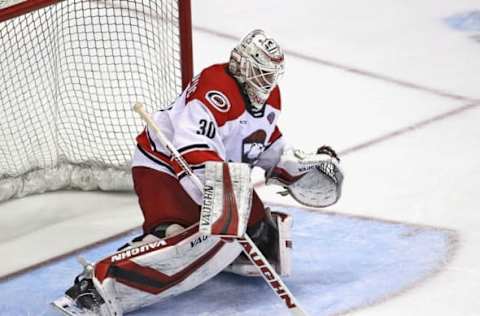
[0,0,186,201]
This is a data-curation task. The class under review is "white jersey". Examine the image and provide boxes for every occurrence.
[132,63,287,204]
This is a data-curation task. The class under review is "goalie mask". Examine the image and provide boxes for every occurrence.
[229,29,285,111]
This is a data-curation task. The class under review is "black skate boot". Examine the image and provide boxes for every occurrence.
[246,213,279,260]
[64,258,105,313]
[65,274,105,311]
[51,257,114,316]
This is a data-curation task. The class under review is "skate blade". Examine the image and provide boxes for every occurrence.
[51,296,97,316]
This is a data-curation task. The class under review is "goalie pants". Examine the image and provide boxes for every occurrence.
[132,166,267,233]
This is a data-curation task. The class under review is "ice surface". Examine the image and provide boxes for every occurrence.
[0,205,455,316]
[1,0,480,315]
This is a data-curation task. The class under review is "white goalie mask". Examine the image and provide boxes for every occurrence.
[229,29,285,111]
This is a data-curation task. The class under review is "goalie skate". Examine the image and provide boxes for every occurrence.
[51,295,100,316]
[51,257,115,316]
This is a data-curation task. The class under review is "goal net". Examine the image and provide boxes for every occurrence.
[0,0,193,202]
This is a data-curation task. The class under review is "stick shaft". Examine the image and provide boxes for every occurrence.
[133,103,308,315]
[133,103,203,190]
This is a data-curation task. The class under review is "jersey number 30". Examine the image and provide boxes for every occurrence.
[197,119,216,138]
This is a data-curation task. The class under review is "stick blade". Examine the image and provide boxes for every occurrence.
[290,306,310,316]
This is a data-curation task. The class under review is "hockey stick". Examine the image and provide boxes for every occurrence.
[133,103,309,316]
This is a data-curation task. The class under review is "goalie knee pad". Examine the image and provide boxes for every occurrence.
[224,210,293,277]
[117,223,186,252]
[71,224,242,315]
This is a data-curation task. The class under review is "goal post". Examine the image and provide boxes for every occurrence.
[0,0,62,23]
[0,0,193,202]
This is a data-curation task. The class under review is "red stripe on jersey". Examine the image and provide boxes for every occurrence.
[268,126,283,145]
[266,86,281,110]
[172,149,223,175]
[136,130,172,166]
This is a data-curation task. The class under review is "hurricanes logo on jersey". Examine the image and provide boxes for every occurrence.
[242,130,267,164]
[205,91,230,112]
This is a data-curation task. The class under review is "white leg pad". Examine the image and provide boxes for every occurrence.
[224,211,293,277]
[90,224,242,314]
[275,211,293,276]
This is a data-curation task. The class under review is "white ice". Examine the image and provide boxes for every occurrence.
[1,1,480,315]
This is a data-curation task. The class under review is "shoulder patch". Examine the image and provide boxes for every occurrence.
[205,90,231,112]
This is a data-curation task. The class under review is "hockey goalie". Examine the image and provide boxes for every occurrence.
[53,29,344,316]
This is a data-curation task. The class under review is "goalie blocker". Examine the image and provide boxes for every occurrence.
[199,161,293,277]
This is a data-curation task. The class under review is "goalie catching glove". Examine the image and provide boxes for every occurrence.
[266,146,344,207]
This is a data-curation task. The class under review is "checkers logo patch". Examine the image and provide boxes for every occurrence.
[205,91,230,112]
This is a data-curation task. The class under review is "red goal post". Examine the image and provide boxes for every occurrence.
[0,0,193,88]
[0,0,61,22]
[0,0,193,201]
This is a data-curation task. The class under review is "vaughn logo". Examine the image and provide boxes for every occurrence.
[190,235,208,248]
[111,240,167,263]
[298,161,337,183]
[238,239,297,309]
[200,184,214,229]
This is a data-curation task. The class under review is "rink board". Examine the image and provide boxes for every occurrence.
[0,205,456,316]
